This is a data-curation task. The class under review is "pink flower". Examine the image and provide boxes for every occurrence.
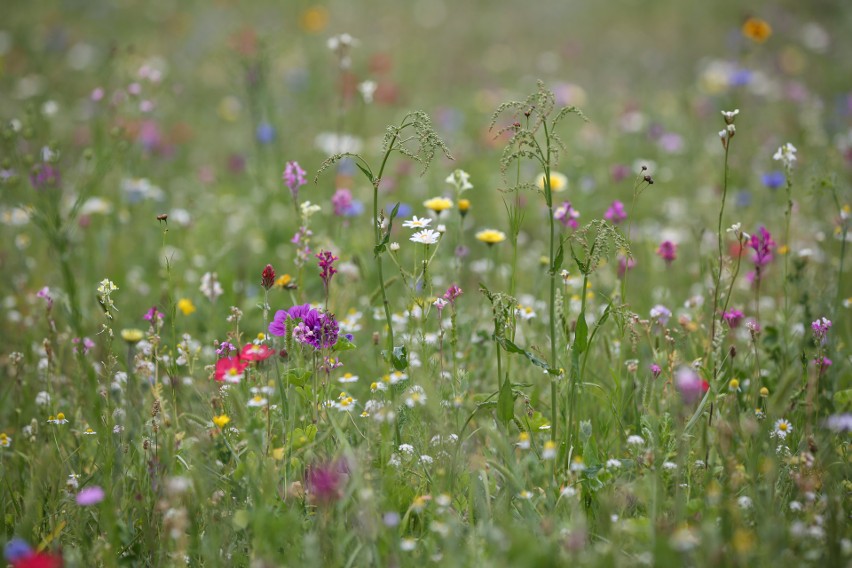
[656,241,677,264]
[76,486,105,506]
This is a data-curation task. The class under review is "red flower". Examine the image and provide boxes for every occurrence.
[239,343,275,362]
[214,356,249,383]
[13,553,63,568]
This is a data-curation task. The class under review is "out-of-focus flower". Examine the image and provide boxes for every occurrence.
[475,229,506,245]
[742,17,772,43]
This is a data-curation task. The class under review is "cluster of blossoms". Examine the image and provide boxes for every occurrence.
[268,304,342,350]
[554,201,580,229]
[749,226,775,283]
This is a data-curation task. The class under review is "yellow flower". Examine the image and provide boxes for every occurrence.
[177,298,196,315]
[759,387,769,397]
[475,229,507,245]
[423,197,453,213]
[728,378,740,392]
[275,274,296,289]
[535,172,568,193]
[458,198,471,216]
[120,328,144,344]
[212,414,231,428]
[742,17,772,43]
[300,6,329,33]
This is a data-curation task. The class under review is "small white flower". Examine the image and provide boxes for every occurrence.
[738,495,753,509]
[247,395,268,407]
[400,538,417,551]
[626,435,645,446]
[403,216,432,229]
[662,461,677,470]
[606,458,622,469]
[773,143,797,168]
[405,385,427,407]
[721,109,739,124]
[389,242,400,251]
[772,418,793,439]
[542,441,556,460]
[410,229,440,245]
[357,80,377,103]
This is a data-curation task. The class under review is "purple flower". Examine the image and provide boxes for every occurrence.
[37,286,53,309]
[649,363,662,379]
[443,284,463,305]
[216,341,236,356]
[315,250,339,290]
[811,317,832,343]
[4,538,32,562]
[722,309,744,328]
[657,241,677,264]
[749,226,775,282]
[554,201,580,229]
[824,413,852,433]
[76,485,105,506]
[143,306,163,322]
[761,171,785,190]
[72,337,95,355]
[331,189,353,216]
[283,161,307,197]
[675,367,708,404]
[269,304,340,349]
[650,305,671,327]
[617,255,636,279]
[29,163,61,189]
[604,200,627,224]
[306,460,348,504]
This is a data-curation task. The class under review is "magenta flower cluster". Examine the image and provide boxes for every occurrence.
[283,161,307,198]
[316,250,339,290]
[269,304,340,350]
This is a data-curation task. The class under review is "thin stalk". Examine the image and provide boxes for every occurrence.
[709,143,731,379]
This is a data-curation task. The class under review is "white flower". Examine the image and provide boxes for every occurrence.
[542,441,556,460]
[35,391,51,406]
[247,395,268,407]
[405,385,427,407]
[773,143,797,168]
[721,109,739,124]
[398,444,415,455]
[338,373,359,384]
[627,434,645,446]
[606,458,622,469]
[199,272,224,303]
[419,455,434,465]
[662,461,677,470]
[300,200,322,219]
[433,297,448,310]
[515,305,536,320]
[445,169,473,192]
[410,229,440,245]
[389,242,400,251]
[772,418,793,439]
[403,216,432,229]
[737,496,753,509]
[333,394,357,412]
[400,538,417,551]
[357,80,377,103]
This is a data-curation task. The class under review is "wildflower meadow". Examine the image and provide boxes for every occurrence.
[1,2,851,566]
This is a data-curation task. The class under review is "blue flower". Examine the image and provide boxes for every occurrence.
[256,123,276,144]
[761,171,785,190]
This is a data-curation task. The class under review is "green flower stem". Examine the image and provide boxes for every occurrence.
[709,142,731,379]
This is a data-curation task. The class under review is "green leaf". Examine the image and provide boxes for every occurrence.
[550,239,564,275]
[833,389,852,409]
[284,369,311,387]
[497,336,557,373]
[574,313,588,354]
[355,162,373,183]
[498,378,514,424]
[390,345,408,371]
[333,336,357,351]
[232,510,250,530]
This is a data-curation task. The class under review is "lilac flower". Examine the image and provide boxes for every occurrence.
[316,250,339,290]
[811,317,832,343]
[604,200,627,224]
[656,241,677,264]
[650,305,671,327]
[29,162,61,190]
[749,226,775,283]
[813,356,832,375]
[283,161,307,198]
[72,337,95,355]
[649,363,662,379]
[37,286,53,309]
[824,413,852,433]
[675,367,709,404]
[722,309,744,328]
[443,284,463,305]
[554,201,580,229]
[216,341,236,356]
[269,304,340,349]
[143,306,163,322]
[76,485,105,506]
[332,188,353,216]
[761,171,785,190]
[617,255,636,279]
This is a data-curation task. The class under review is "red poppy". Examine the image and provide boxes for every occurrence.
[239,343,275,362]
